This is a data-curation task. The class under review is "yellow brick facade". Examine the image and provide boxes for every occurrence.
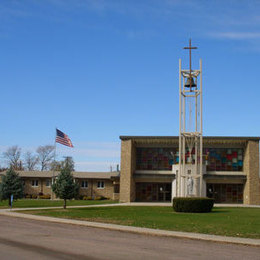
[77,179,115,199]
[243,141,260,205]
[23,178,52,196]
[119,136,260,205]
[119,139,136,202]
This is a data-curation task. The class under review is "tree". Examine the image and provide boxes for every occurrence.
[61,156,75,171]
[50,161,62,171]
[24,151,39,171]
[0,168,24,206]
[52,163,79,209]
[50,157,75,172]
[36,145,55,171]
[3,146,22,170]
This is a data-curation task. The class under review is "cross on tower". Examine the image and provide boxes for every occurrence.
[183,39,197,74]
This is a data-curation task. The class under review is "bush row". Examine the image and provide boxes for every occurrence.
[24,194,108,200]
[25,194,51,199]
[172,197,214,213]
[80,195,107,200]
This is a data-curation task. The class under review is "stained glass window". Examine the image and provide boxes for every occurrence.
[136,147,244,171]
[136,148,177,170]
[204,148,243,171]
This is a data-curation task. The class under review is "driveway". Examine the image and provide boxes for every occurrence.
[0,215,259,260]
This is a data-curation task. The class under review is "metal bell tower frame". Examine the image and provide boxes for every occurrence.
[177,39,203,197]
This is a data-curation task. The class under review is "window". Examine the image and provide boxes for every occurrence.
[97,181,105,189]
[31,180,38,187]
[114,184,120,193]
[46,179,51,187]
[136,147,178,171]
[81,181,88,188]
[204,148,243,171]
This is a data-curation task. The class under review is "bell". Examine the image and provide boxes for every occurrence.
[185,77,196,88]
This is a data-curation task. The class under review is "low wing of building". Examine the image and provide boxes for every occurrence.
[0,170,120,200]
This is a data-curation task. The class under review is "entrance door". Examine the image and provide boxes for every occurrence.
[158,183,171,201]
[206,184,243,203]
[136,183,171,202]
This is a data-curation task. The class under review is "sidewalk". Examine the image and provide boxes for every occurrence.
[2,202,260,211]
[0,203,260,247]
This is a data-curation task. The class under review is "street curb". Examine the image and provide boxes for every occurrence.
[0,210,259,247]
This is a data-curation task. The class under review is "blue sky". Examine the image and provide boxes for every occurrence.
[0,0,260,171]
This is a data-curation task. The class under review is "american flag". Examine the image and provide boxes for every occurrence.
[56,129,74,148]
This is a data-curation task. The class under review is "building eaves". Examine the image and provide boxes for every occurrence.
[0,171,120,179]
[120,136,260,141]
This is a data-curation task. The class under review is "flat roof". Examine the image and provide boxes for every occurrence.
[0,171,120,179]
[120,136,260,141]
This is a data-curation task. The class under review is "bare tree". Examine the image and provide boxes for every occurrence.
[50,160,62,171]
[36,145,55,171]
[61,156,75,171]
[24,151,39,171]
[3,146,22,170]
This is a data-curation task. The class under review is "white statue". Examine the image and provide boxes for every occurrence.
[187,176,194,196]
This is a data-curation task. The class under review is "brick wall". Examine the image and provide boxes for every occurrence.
[77,179,114,199]
[243,141,260,205]
[23,178,52,196]
[23,177,115,199]
[119,139,136,202]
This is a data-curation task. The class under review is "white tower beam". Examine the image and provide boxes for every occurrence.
[175,39,205,198]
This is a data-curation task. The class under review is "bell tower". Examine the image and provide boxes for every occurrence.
[172,39,205,198]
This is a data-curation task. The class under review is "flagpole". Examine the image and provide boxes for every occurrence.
[52,128,57,200]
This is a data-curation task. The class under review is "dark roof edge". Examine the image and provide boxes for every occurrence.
[120,136,260,141]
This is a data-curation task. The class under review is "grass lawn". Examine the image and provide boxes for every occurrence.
[0,199,117,208]
[23,206,260,239]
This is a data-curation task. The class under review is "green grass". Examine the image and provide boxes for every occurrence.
[0,199,117,208]
[23,206,260,239]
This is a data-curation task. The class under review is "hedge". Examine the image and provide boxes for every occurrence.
[172,197,214,213]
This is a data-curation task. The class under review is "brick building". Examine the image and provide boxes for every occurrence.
[119,136,260,205]
[0,171,120,201]
[1,135,259,205]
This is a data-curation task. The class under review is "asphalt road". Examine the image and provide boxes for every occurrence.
[0,215,259,260]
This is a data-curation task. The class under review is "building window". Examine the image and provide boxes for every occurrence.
[204,148,243,172]
[46,179,51,187]
[31,180,38,187]
[136,147,244,172]
[114,184,120,193]
[81,181,88,188]
[136,148,178,171]
[97,181,105,189]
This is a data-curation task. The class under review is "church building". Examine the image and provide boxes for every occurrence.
[119,40,260,205]
[119,136,260,205]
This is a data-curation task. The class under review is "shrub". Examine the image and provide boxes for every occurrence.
[31,194,38,199]
[39,194,51,199]
[25,194,32,199]
[94,196,102,200]
[172,197,214,213]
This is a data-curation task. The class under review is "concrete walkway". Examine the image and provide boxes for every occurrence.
[2,202,260,212]
[0,203,260,247]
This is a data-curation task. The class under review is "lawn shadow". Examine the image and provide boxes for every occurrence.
[210,210,230,213]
